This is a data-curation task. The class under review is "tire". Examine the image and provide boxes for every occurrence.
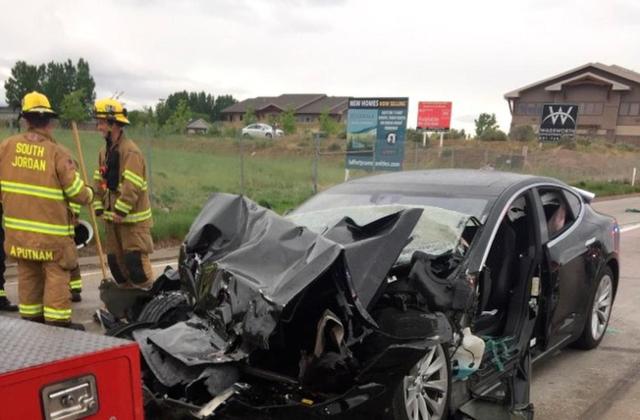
[390,344,451,420]
[265,133,272,138]
[137,291,190,326]
[243,133,250,138]
[573,266,614,350]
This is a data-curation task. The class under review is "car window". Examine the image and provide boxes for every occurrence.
[562,189,582,220]
[538,188,575,239]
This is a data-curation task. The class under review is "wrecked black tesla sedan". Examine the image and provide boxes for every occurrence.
[107,169,620,419]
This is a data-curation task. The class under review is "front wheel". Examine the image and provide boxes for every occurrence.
[573,266,614,350]
[391,344,450,420]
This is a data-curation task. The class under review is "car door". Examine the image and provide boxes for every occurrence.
[535,186,593,349]
[250,124,262,136]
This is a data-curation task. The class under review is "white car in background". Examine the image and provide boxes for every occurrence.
[241,123,284,138]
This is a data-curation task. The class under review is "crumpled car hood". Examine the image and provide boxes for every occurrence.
[181,193,422,346]
[140,193,423,365]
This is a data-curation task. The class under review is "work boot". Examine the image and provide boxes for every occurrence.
[22,316,45,323]
[71,291,82,303]
[0,296,18,312]
[48,321,86,331]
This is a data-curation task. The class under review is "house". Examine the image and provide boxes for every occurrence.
[221,94,349,124]
[0,106,19,127]
[505,63,640,142]
[186,118,211,135]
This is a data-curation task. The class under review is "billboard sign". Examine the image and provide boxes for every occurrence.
[417,101,452,131]
[346,97,408,171]
[539,103,578,142]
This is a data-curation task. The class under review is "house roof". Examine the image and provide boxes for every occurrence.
[186,118,211,129]
[504,62,640,99]
[544,72,631,92]
[297,96,349,114]
[222,94,341,114]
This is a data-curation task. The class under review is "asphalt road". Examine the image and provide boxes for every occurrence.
[1,196,640,419]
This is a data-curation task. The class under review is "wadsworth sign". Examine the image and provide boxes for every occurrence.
[539,103,578,142]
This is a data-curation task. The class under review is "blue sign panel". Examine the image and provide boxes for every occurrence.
[346,97,408,171]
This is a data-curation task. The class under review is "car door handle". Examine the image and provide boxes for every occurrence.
[585,237,596,247]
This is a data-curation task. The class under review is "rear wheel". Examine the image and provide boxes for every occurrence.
[573,267,614,349]
[265,132,272,138]
[391,344,450,420]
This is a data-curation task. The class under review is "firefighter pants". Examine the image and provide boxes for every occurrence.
[69,265,82,293]
[105,222,154,288]
[0,223,5,298]
[17,260,72,324]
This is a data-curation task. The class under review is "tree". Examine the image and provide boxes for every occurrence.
[443,128,467,140]
[163,99,192,134]
[60,89,89,124]
[3,59,96,111]
[128,107,155,127]
[474,113,498,137]
[319,108,339,136]
[3,61,44,109]
[243,106,257,125]
[75,58,96,105]
[280,107,296,134]
[213,95,237,121]
[41,61,71,110]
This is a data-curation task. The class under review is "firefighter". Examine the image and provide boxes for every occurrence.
[0,91,93,329]
[0,208,18,311]
[93,98,154,288]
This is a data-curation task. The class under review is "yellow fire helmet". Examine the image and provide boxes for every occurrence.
[93,97,130,125]
[21,91,57,117]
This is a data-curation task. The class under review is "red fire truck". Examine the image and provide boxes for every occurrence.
[0,316,144,420]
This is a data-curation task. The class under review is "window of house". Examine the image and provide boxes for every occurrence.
[582,103,604,115]
[630,103,640,116]
[620,103,630,116]
[527,103,537,115]
[516,102,527,115]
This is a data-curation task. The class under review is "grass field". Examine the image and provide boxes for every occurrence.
[0,127,639,243]
[0,128,349,242]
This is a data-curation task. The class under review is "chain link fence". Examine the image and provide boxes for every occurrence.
[1,126,639,241]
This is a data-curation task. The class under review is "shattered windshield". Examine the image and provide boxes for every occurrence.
[287,204,472,264]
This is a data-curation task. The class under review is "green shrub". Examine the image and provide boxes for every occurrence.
[328,143,342,152]
[223,126,238,138]
[558,136,577,150]
[509,125,536,142]
[615,142,639,152]
[479,129,508,141]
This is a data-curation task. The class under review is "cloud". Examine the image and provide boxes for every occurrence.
[0,0,637,132]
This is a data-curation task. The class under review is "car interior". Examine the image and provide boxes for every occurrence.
[475,194,537,339]
[539,189,574,239]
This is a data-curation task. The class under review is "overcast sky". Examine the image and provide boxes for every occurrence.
[1,0,638,131]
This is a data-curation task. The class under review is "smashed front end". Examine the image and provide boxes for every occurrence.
[131,194,478,418]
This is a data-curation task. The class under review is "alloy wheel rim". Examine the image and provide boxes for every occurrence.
[403,345,448,420]
[591,274,613,341]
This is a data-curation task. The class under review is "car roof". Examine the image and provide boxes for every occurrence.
[328,169,548,198]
